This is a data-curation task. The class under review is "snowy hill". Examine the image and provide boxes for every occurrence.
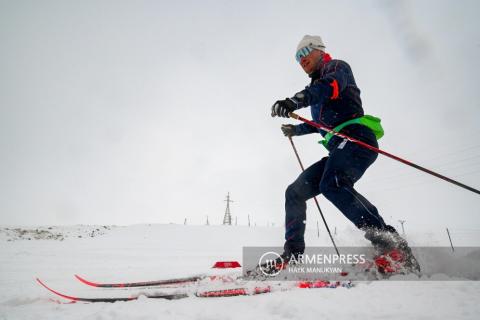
[1,224,479,319]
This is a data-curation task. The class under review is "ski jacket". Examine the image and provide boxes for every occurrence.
[294,54,377,150]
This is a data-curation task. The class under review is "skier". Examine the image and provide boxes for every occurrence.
[270,35,418,272]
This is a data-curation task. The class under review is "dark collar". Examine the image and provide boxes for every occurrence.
[309,53,332,80]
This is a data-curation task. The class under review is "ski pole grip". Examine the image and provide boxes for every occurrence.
[289,112,300,120]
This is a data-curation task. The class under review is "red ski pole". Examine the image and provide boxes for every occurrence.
[289,112,480,196]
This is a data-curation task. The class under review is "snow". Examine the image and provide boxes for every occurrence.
[1,224,480,319]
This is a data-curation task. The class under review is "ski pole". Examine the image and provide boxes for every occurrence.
[289,112,480,196]
[288,136,340,255]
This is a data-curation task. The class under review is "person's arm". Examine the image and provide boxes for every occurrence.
[281,123,316,137]
[271,60,353,118]
[294,123,318,136]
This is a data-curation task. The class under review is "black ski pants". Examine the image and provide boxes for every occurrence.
[284,135,387,254]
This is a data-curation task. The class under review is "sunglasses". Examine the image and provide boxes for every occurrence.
[295,47,314,63]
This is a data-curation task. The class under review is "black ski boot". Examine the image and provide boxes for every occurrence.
[261,248,304,274]
[245,245,304,279]
[364,226,420,274]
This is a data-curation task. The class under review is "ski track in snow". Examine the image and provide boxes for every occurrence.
[0,224,479,320]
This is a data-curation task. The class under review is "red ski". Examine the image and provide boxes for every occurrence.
[37,278,273,303]
[196,286,271,297]
[74,274,204,288]
[74,260,243,288]
[38,278,353,303]
[36,278,188,303]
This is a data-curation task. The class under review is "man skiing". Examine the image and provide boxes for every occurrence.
[270,35,418,272]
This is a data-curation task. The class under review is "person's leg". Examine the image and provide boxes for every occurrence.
[319,139,387,230]
[284,157,328,255]
[318,139,419,271]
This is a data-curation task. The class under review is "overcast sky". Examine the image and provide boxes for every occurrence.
[1,0,479,233]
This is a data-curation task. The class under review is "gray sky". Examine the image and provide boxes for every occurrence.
[1,0,479,232]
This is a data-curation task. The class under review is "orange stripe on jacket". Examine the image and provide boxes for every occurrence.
[330,79,339,100]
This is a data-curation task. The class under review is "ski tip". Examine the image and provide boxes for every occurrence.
[36,277,52,289]
[74,274,100,287]
[36,277,79,302]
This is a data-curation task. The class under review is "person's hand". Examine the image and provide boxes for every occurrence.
[281,124,296,137]
[271,98,297,118]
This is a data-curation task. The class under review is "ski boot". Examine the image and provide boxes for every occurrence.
[245,249,303,279]
[364,226,421,274]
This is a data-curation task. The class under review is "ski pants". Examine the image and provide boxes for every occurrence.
[284,137,387,254]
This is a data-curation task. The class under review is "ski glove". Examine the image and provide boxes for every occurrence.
[271,91,308,118]
[271,98,297,118]
[281,124,296,137]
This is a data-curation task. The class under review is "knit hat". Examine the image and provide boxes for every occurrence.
[296,35,325,52]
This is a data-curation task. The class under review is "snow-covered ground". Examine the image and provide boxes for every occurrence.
[1,224,480,319]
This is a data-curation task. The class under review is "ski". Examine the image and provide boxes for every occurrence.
[74,274,204,288]
[36,278,188,303]
[195,286,271,297]
[37,277,352,303]
[74,260,242,288]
